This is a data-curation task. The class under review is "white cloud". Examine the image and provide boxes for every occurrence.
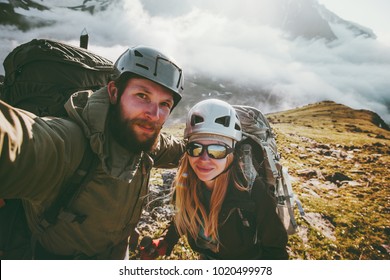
[1,0,389,123]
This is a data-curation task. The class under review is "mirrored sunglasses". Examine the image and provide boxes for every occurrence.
[186,142,233,159]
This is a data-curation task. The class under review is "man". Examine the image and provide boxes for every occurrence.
[0,46,185,259]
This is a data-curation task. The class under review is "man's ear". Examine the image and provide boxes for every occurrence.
[107,81,118,104]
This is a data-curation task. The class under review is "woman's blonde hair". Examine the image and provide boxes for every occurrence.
[172,152,247,244]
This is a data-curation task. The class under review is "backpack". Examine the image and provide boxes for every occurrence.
[1,38,114,117]
[0,38,111,259]
[233,105,305,235]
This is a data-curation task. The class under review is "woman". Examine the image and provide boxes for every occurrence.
[143,99,288,260]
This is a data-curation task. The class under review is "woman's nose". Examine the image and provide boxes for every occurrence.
[199,149,210,160]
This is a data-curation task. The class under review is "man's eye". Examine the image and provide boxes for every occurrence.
[137,93,147,99]
[161,102,173,109]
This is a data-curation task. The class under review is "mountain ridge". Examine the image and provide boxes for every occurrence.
[267,100,390,131]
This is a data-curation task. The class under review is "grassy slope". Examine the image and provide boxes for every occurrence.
[267,101,390,259]
[146,100,390,260]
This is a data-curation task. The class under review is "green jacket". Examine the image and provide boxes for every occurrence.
[0,88,185,258]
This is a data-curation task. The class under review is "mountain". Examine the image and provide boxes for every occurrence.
[279,0,375,40]
[169,76,390,128]
[1,0,388,125]
[139,100,390,260]
[141,0,376,41]
[0,0,376,40]
[0,0,50,31]
[267,100,390,132]
[168,74,275,121]
[0,0,110,30]
[317,2,376,39]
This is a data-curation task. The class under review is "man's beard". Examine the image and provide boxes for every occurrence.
[109,104,161,154]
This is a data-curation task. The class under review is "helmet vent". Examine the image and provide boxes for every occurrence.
[134,50,143,57]
[215,116,230,127]
[191,115,204,126]
[135,63,149,70]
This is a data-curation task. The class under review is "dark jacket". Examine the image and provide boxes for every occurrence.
[164,177,288,259]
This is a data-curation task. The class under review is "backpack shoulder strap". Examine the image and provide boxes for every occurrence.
[39,142,99,228]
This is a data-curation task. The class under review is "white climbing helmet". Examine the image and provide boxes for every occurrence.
[184,99,242,144]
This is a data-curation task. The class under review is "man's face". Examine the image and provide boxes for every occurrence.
[108,77,174,153]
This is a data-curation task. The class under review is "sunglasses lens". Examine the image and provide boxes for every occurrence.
[187,143,203,157]
[207,145,227,159]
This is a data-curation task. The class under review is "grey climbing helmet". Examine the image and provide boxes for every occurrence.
[184,99,242,143]
[113,46,184,108]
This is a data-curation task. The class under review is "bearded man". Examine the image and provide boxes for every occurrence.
[0,46,185,259]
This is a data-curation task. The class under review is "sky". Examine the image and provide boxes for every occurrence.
[0,0,389,123]
[318,0,390,47]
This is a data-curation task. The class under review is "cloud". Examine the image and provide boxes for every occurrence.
[1,0,389,123]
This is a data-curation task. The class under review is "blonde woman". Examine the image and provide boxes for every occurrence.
[142,99,288,260]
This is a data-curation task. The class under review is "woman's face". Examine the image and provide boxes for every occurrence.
[187,140,229,189]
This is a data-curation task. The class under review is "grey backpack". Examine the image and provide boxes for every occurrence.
[233,105,305,234]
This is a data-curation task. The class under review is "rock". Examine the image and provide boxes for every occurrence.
[308,158,321,165]
[349,169,366,174]
[314,143,331,150]
[162,171,176,187]
[340,181,363,187]
[303,212,336,241]
[296,169,317,178]
[296,225,310,245]
[325,172,352,184]
[379,244,390,254]
[136,171,178,239]
[303,178,338,192]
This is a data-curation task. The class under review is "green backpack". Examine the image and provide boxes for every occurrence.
[0,38,112,259]
[1,38,114,117]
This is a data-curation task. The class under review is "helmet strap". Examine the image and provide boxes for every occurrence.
[209,159,234,182]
